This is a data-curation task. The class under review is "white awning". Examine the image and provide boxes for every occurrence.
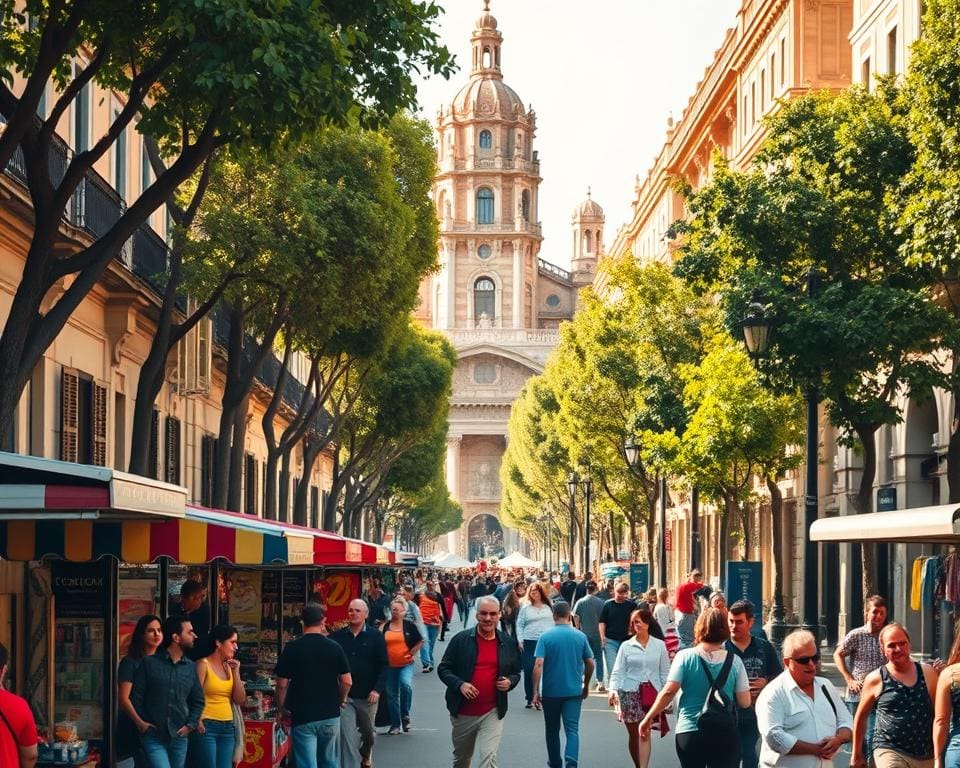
[809,504,960,544]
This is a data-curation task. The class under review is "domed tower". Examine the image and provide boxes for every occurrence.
[571,188,604,288]
[429,0,543,332]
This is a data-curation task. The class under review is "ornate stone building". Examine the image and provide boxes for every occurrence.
[414,1,599,560]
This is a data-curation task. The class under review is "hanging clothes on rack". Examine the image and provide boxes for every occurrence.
[922,555,940,608]
[911,555,926,611]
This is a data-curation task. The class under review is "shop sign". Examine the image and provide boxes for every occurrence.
[314,571,361,626]
[877,486,897,512]
[665,529,672,552]
[111,477,186,517]
[345,541,363,563]
[628,563,649,594]
[375,547,391,564]
[51,561,108,618]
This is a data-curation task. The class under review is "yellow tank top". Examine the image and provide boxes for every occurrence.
[200,659,234,722]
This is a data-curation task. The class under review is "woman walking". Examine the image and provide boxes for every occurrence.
[415,580,448,672]
[653,588,680,660]
[608,607,671,768]
[382,598,423,735]
[193,625,246,768]
[516,582,554,708]
[638,608,751,768]
[117,615,163,768]
[500,582,522,638]
[933,629,960,766]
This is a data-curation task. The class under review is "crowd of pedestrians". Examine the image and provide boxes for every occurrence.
[17,563,960,768]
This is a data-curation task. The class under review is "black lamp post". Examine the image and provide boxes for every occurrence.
[539,513,552,571]
[583,470,592,575]
[567,472,578,573]
[740,279,820,640]
[624,436,667,587]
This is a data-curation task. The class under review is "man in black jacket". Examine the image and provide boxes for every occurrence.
[332,600,388,768]
[438,595,521,768]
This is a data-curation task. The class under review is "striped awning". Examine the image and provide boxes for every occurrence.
[0,507,314,565]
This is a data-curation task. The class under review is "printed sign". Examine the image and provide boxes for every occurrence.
[724,561,763,636]
[628,563,649,594]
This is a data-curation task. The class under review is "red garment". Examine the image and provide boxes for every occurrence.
[675,580,703,614]
[459,634,498,716]
[0,689,38,767]
[419,593,443,626]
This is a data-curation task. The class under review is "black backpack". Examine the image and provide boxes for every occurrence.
[696,653,738,735]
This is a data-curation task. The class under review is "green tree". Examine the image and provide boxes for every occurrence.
[678,335,803,610]
[0,0,453,442]
[900,0,960,499]
[673,88,956,594]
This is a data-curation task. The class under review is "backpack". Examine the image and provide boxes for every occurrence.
[696,653,738,735]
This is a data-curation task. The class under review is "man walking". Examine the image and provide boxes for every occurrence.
[726,599,783,768]
[560,572,578,606]
[572,581,606,691]
[331,600,388,768]
[851,623,937,768]
[366,581,391,629]
[833,594,888,763]
[674,569,704,649]
[437,595,521,767]
[756,630,852,768]
[275,604,352,768]
[532,602,594,768]
[0,642,38,768]
[130,616,204,768]
[598,581,637,697]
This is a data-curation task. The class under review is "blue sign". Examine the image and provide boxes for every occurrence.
[724,561,763,637]
[628,563,649,594]
[877,486,897,512]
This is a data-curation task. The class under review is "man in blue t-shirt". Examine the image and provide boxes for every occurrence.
[532,602,595,768]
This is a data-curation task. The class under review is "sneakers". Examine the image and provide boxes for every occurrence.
[595,684,606,693]
[422,665,431,673]
[387,727,401,736]
[401,716,411,732]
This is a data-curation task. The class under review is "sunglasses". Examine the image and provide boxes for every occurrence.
[788,653,821,665]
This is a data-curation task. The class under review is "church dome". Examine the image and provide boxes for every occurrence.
[452,77,526,118]
[573,189,604,220]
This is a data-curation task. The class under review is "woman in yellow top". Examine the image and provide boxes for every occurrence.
[194,624,246,768]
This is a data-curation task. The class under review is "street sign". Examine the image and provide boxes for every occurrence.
[665,529,672,551]
[629,563,649,594]
[877,486,897,512]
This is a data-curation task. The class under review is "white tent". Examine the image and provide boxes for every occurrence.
[433,552,474,569]
[496,551,541,568]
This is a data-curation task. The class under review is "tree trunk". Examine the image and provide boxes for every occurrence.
[227,397,248,512]
[853,422,879,597]
[948,421,960,504]
[213,304,246,509]
[766,475,785,621]
[293,435,325,527]
[324,449,341,532]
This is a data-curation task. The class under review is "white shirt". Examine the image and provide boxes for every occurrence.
[653,603,677,634]
[517,604,555,642]
[608,635,671,692]
[756,671,853,768]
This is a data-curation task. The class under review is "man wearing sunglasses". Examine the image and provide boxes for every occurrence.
[756,630,852,767]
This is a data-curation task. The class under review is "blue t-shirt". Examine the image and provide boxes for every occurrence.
[534,624,594,698]
[667,648,749,734]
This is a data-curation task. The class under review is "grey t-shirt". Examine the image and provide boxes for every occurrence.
[572,594,604,639]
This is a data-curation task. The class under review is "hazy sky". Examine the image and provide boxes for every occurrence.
[413,0,742,268]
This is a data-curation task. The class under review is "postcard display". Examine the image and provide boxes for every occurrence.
[224,569,306,768]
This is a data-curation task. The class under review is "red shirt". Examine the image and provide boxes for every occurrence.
[675,580,703,614]
[459,634,498,717]
[0,689,38,767]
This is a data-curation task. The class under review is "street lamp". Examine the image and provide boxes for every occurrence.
[567,472,578,572]
[624,434,668,587]
[566,470,592,574]
[538,513,552,571]
[739,277,819,640]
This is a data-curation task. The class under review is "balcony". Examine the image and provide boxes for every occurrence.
[538,259,571,282]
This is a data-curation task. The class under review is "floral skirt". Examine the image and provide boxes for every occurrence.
[616,683,669,736]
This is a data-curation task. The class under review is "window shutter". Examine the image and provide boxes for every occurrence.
[165,417,181,485]
[200,435,217,506]
[60,367,79,462]
[244,454,257,515]
[148,409,160,480]
[92,381,108,466]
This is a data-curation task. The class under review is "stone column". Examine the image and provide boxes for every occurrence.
[446,435,462,554]
[512,240,523,328]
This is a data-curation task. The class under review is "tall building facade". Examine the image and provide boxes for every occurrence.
[414,1,599,560]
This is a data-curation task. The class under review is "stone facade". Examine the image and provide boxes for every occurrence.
[414,2,599,559]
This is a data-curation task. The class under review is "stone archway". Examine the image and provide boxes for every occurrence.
[467,513,505,562]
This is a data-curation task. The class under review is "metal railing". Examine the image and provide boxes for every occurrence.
[538,258,571,281]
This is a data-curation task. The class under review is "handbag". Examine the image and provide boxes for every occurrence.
[639,681,658,708]
[231,701,246,766]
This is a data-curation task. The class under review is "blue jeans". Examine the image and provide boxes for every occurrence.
[191,718,235,768]
[140,732,189,768]
[386,662,415,728]
[542,696,583,768]
[602,639,621,689]
[846,699,876,759]
[738,718,760,768]
[586,636,603,687]
[521,641,538,704]
[292,717,340,768]
[944,729,960,768]
[420,624,440,667]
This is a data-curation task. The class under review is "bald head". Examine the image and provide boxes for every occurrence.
[347,598,369,630]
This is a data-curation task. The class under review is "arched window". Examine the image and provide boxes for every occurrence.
[479,130,492,149]
[521,190,530,220]
[482,47,492,68]
[476,187,494,224]
[474,277,495,322]
[584,230,593,253]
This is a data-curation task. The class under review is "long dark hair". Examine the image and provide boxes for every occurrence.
[128,614,162,660]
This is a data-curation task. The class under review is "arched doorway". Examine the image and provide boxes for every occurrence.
[468,514,505,562]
